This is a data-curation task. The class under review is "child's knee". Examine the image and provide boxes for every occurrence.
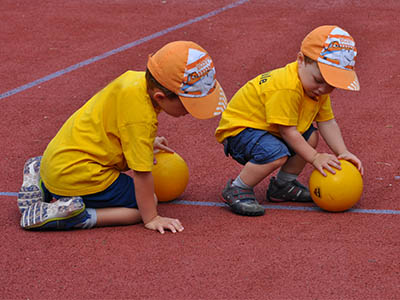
[274,156,288,167]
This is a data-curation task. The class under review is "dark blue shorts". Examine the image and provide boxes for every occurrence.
[224,125,316,165]
[41,173,138,209]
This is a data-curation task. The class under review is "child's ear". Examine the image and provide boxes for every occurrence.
[297,52,305,65]
[152,90,167,103]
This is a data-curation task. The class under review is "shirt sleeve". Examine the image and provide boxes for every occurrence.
[119,122,156,172]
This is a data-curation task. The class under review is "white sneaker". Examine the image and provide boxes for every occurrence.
[17,156,44,214]
[20,197,86,230]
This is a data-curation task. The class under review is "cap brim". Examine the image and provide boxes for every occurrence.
[179,81,227,119]
[318,62,360,91]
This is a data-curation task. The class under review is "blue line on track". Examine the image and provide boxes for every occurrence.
[1,192,18,197]
[2,193,399,215]
[170,200,400,215]
[0,0,249,100]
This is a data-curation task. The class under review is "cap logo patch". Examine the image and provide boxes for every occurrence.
[179,48,216,98]
[318,27,357,71]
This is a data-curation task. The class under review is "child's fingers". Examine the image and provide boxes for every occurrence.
[157,144,174,153]
[317,166,327,177]
[329,159,341,170]
[153,218,184,234]
[173,219,184,232]
[158,227,165,234]
[166,219,184,233]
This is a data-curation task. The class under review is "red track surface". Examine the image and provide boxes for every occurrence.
[1,1,399,299]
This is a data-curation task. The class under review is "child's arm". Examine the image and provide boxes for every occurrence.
[317,119,364,174]
[279,125,341,176]
[133,170,184,234]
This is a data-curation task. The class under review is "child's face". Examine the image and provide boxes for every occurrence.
[298,54,335,99]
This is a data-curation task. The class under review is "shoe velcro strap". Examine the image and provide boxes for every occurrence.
[231,188,256,202]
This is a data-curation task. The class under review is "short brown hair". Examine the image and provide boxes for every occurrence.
[304,55,316,65]
[145,68,178,99]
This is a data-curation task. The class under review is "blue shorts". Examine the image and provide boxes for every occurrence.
[41,173,138,209]
[224,125,316,165]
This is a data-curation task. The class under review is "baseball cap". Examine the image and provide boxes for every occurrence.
[147,41,227,119]
[301,25,360,91]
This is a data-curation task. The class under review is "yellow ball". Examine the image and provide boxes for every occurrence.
[309,159,363,212]
[152,151,189,202]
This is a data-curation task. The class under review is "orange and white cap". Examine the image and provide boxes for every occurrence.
[147,41,227,119]
[301,25,360,91]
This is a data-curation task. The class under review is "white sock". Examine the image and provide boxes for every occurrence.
[232,175,252,189]
[276,170,298,185]
[74,208,97,229]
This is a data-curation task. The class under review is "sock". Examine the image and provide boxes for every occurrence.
[74,208,97,229]
[276,170,298,185]
[232,175,253,189]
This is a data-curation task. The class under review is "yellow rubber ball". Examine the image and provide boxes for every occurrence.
[152,151,189,202]
[309,159,363,212]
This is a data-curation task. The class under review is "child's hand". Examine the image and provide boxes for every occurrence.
[144,215,184,234]
[311,153,341,176]
[154,136,174,153]
[153,136,175,164]
[338,151,364,175]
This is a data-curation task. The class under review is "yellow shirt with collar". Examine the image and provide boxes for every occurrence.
[41,71,160,196]
[215,61,335,143]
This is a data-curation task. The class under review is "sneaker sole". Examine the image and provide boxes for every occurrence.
[40,209,90,230]
[17,156,44,214]
[220,195,265,216]
[267,195,313,203]
[21,197,85,229]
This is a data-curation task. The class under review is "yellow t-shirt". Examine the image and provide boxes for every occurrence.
[41,71,160,196]
[215,61,334,143]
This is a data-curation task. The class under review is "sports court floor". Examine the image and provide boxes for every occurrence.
[1,1,399,299]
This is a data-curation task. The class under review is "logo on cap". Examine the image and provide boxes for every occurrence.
[318,27,357,71]
[179,48,216,98]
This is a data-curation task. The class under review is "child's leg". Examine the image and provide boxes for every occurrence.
[266,128,319,202]
[221,128,290,216]
[95,207,141,226]
[238,157,287,187]
[95,194,158,226]
[20,194,158,230]
[21,173,144,230]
